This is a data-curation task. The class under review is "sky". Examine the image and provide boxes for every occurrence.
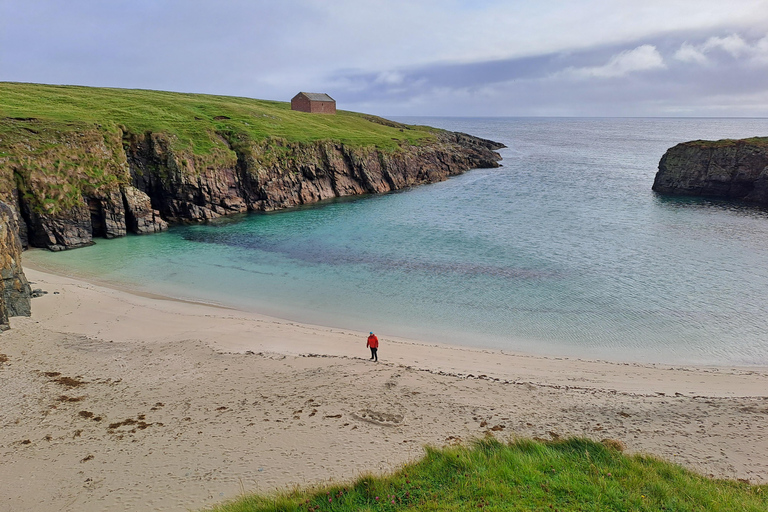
[2,0,768,117]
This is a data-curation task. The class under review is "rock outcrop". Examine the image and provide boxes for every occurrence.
[20,185,167,251]
[0,201,31,330]
[5,128,503,250]
[652,138,768,204]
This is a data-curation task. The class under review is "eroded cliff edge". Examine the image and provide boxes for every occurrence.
[0,201,31,330]
[1,120,503,250]
[652,137,768,204]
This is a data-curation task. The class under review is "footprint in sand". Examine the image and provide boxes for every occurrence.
[350,409,404,427]
[384,373,401,389]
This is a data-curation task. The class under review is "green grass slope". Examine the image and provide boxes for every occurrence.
[0,82,435,155]
[681,137,768,149]
[204,438,767,512]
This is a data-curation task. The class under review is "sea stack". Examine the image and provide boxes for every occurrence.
[652,137,768,205]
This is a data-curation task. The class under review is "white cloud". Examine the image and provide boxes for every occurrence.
[674,33,768,67]
[702,34,751,57]
[565,45,665,79]
[375,71,405,85]
[239,0,768,77]
[674,42,708,64]
[750,34,768,64]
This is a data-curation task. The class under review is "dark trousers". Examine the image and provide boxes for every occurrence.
[370,347,378,361]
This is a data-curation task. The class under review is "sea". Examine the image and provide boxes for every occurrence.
[25,117,768,366]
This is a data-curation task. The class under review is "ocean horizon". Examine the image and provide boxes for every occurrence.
[26,117,768,366]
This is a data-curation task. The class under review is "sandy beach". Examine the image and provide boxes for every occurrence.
[1,268,768,512]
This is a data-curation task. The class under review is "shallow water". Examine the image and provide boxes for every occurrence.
[27,117,768,365]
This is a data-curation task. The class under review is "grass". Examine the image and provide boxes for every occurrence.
[1,117,129,212]
[0,82,437,155]
[683,137,768,148]
[203,438,767,512]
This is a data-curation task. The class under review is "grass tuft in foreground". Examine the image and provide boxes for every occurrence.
[204,437,767,512]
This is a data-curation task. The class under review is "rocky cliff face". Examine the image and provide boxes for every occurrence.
[21,185,168,251]
[652,138,768,204]
[126,130,503,220]
[5,128,503,250]
[0,201,31,330]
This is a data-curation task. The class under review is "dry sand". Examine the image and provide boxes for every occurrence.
[2,268,768,511]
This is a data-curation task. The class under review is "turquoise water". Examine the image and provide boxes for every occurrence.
[27,118,768,365]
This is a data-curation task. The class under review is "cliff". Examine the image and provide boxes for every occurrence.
[0,83,504,250]
[0,201,31,330]
[652,137,768,204]
[124,129,503,225]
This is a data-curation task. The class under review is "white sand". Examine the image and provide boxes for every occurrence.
[1,268,767,512]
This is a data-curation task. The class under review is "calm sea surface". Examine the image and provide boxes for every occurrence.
[26,118,768,365]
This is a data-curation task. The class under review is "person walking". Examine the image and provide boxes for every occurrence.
[367,332,379,361]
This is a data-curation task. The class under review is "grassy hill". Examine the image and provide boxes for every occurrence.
[204,438,767,512]
[0,82,436,156]
[0,83,503,249]
[0,82,447,220]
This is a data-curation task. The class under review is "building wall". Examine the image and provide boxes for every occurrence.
[309,101,336,114]
[291,96,312,113]
[291,95,336,114]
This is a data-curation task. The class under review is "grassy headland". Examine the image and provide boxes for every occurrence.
[205,438,767,512]
[682,137,768,149]
[0,82,435,155]
[0,82,437,215]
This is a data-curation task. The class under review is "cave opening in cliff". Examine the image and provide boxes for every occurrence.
[88,198,106,238]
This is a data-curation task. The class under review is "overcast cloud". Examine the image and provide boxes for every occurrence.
[1,0,768,116]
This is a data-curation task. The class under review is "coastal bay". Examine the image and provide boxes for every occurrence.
[4,99,768,511]
[4,2,768,510]
[22,117,768,366]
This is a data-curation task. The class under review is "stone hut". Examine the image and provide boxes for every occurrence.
[290,92,336,114]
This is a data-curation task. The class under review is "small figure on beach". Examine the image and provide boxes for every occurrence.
[367,332,379,361]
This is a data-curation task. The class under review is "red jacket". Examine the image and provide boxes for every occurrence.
[367,334,379,349]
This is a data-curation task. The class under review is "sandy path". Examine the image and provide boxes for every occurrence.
[1,269,767,511]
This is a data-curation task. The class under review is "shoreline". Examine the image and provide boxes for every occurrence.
[24,253,768,371]
[20,265,768,397]
[2,268,768,511]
